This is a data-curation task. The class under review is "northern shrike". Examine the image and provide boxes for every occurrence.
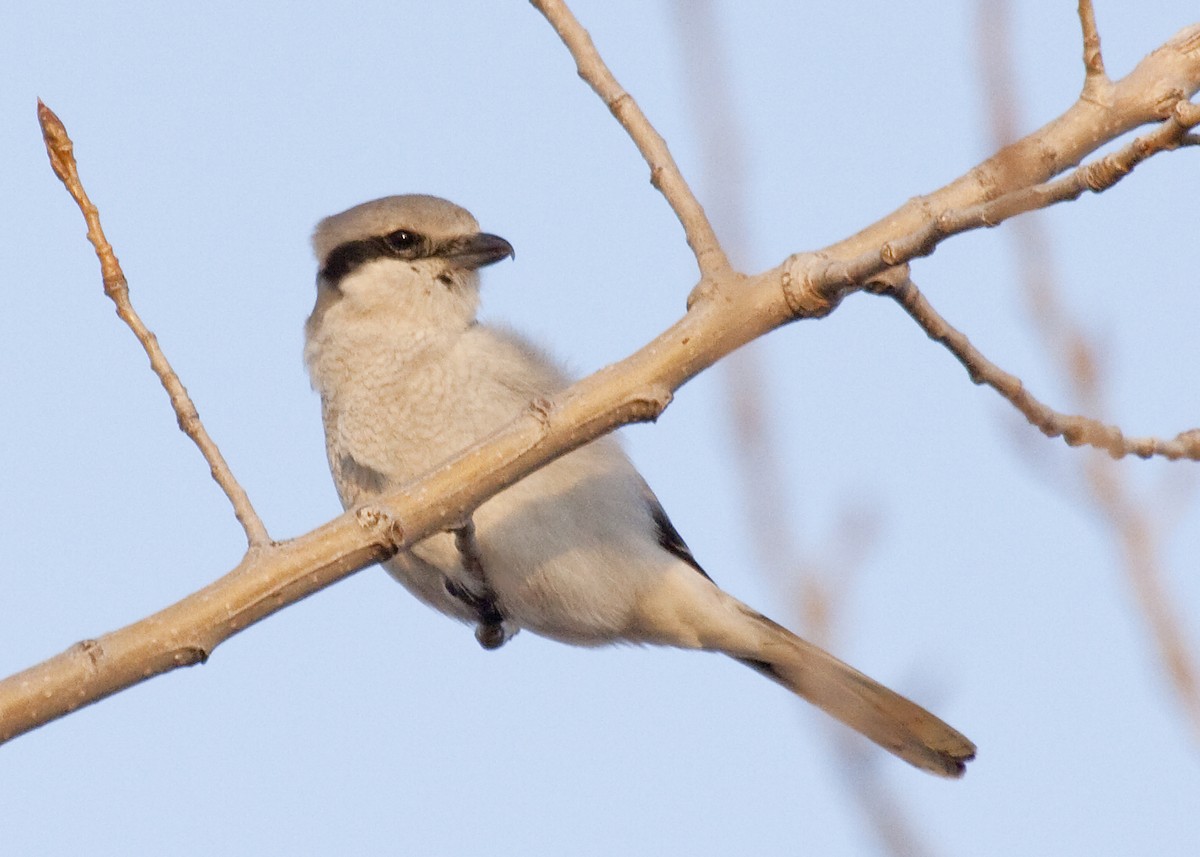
[304,194,975,776]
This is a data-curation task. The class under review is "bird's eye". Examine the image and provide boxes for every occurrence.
[382,229,420,253]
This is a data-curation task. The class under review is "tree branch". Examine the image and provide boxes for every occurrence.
[36,101,271,549]
[1077,0,1109,101]
[979,0,1200,748]
[529,0,733,283]
[0,506,399,742]
[862,100,1200,275]
[871,269,1200,461]
[823,22,1200,265]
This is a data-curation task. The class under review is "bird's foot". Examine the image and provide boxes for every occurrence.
[444,578,514,650]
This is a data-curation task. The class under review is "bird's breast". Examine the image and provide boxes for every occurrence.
[321,344,519,491]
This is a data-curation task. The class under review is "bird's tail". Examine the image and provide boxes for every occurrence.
[731,611,975,777]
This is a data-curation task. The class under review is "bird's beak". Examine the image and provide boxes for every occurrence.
[443,232,515,270]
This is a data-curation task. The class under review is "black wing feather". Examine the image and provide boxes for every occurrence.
[642,482,713,582]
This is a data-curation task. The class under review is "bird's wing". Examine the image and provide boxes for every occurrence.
[640,480,713,582]
[331,450,391,507]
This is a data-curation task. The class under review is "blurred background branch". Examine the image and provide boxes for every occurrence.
[672,3,946,854]
[977,0,1200,748]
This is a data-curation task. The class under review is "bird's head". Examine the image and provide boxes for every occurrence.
[307,194,514,340]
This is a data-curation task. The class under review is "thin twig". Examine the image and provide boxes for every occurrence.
[529,0,733,282]
[1068,337,1200,746]
[872,271,1200,461]
[978,0,1200,748]
[37,101,271,548]
[1085,443,1200,745]
[1077,0,1110,101]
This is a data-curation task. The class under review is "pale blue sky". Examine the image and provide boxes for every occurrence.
[2,3,1198,855]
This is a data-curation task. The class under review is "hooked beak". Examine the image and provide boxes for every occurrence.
[443,232,515,270]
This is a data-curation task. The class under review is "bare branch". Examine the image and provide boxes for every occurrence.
[36,101,271,549]
[0,505,399,743]
[529,0,732,282]
[778,83,1200,318]
[872,270,1200,460]
[851,102,1200,279]
[1077,0,1109,100]
[823,22,1200,267]
[1087,456,1200,745]
[979,0,1200,747]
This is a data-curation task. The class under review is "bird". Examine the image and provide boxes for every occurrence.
[303,194,976,777]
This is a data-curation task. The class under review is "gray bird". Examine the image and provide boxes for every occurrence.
[304,194,975,777]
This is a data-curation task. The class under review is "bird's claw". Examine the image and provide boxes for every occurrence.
[445,578,513,650]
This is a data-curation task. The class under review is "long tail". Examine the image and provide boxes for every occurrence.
[733,612,975,777]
